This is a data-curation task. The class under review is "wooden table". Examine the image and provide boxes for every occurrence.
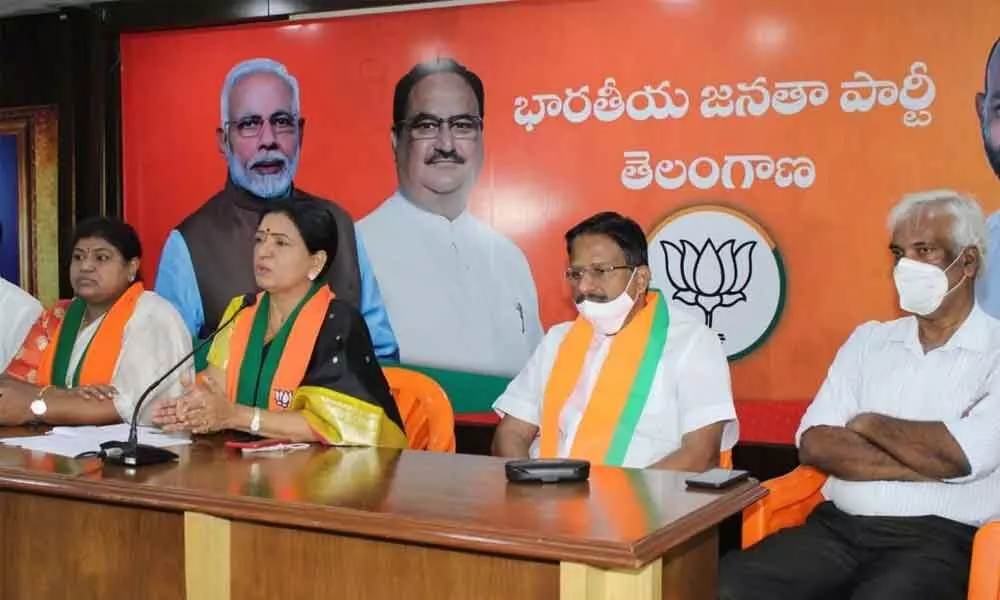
[0,432,765,599]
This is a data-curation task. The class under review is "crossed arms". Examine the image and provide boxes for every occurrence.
[799,415,970,482]
[797,324,999,483]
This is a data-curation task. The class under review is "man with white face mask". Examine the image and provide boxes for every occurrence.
[154,58,397,361]
[491,211,737,470]
[719,190,1000,600]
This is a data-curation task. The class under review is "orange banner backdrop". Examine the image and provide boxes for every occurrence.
[120,0,1000,402]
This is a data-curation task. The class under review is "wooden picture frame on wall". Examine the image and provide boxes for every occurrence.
[0,105,59,305]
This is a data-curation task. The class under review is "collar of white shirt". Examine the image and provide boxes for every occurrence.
[886,303,991,354]
[388,190,474,233]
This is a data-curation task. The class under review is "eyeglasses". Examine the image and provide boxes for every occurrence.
[225,112,301,139]
[565,264,633,283]
[396,113,483,140]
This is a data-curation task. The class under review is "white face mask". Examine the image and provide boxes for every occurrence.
[892,255,966,316]
[575,269,638,335]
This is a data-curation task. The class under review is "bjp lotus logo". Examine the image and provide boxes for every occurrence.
[647,205,786,360]
[659,239,756,328]
[274,389,293,409]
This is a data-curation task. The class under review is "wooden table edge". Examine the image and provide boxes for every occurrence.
[0,468,766,570]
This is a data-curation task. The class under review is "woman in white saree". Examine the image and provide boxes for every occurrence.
[0,217,191,426]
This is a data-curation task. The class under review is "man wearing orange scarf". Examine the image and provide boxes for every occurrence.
[492,212,737,470]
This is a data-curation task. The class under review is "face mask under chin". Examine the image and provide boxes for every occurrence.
[575,269,638,335]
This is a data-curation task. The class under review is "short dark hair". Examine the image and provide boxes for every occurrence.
[259,198,339,280]
[72,216,144,280]
[565,212,648,267]
[392,58,485,133]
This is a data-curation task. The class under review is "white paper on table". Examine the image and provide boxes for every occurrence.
[1,424,191,458]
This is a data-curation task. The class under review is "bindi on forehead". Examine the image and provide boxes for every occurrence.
[75,238,116,252]
[260,213,299,233]
[258,228,290,237]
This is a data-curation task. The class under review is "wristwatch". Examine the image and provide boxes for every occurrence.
[29,385,51,421]
[250,407,261,434]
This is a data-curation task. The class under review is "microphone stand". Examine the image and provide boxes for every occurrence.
[99,294,257,467]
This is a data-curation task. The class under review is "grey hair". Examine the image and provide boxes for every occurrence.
[887,189,987,275]
[219,58,301,128]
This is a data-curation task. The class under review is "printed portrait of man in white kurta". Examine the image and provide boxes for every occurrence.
[359,58,542,377]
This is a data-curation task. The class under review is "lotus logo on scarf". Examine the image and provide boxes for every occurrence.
[274,389,293,409]
[647,205,787,360]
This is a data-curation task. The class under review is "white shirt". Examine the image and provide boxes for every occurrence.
[358,192,543,376]
[60,291,193,425]
[493,302,738,468]
[0,277,42,372]
[796,305,1000,526]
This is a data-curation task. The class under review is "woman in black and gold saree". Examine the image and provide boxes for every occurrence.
[152,198,406,448]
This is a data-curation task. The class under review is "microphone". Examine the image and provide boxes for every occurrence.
[99,293,258,467]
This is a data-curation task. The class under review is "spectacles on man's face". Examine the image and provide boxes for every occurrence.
[226,112,301,139]
[396,113,483,141]
[565,264,633,284]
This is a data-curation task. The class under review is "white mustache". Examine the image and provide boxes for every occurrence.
[247,150,289,170]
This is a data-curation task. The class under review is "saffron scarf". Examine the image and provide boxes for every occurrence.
[36,283,144,387]
[5,299,70,383]
[213,286,407,448]
[539,290,669,466]
[223,284,334,410]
